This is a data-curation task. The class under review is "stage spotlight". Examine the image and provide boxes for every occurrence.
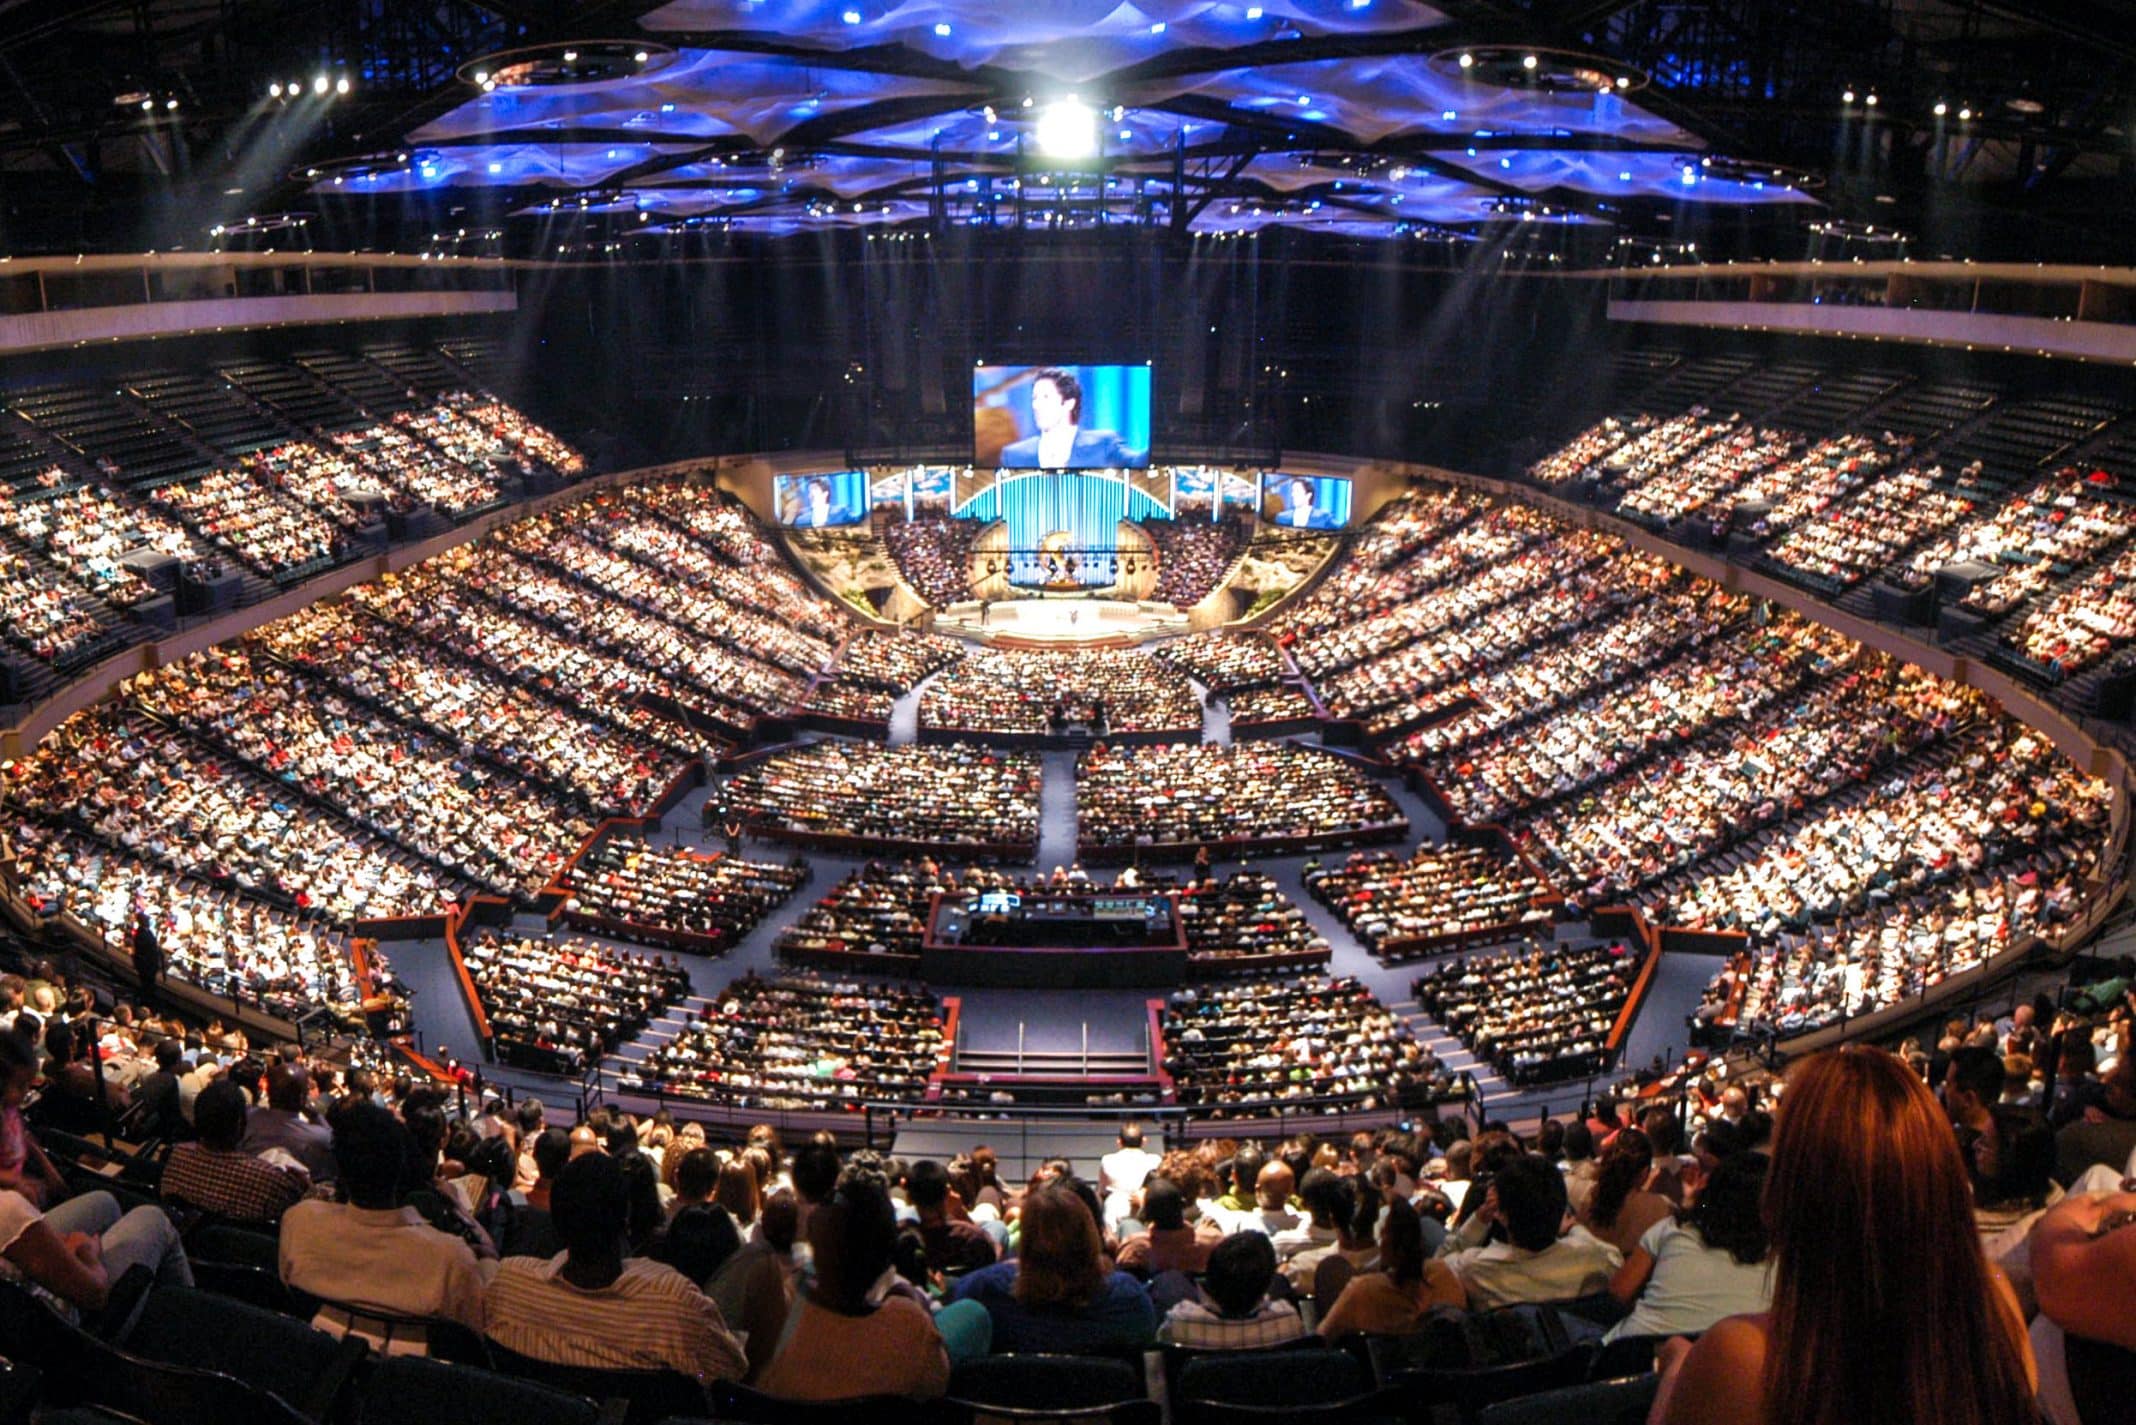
[1521,54,1538,69]
[473,70,488,84]
[335,76,350,95]
[633,49,648,62]
[840,9,859,22]
[1958,107,1971,121]
[1036,99,1098,158]
[933,22,950,35]
[562,49,578,61]
[312,74,329,95]
[1842,89,1855,103]
[165,97,178,110]
[1864,93,1878,106]
[1458,52,1474,68]
[269,82,282,98]
[1933,100,1946,115]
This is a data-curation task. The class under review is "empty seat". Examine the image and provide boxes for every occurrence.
[484,1340,707,1425]
[1473,1373,1660,1425]
[353,1354,599,1425]
[124,1284,360,1421]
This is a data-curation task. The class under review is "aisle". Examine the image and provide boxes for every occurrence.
[1036,748,1080,873]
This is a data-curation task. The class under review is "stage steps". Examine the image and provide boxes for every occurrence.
[952,1047,1152,1077]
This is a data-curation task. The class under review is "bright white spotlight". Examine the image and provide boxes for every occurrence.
[269,82,282,98]
[1035,99,1099,158]
[1958,107,1971,120]
[1521,54,1537,69]
[335,76,350,95]
[1864,93,1878,106]
[140,99,152,111]
[1933,100,1946,115]
[933,22,950,35]
[1458,52,1473,68]
[633,49,648,62]
[312,74,329,95]
[1842,89,1855,103]
[166,98,178,110]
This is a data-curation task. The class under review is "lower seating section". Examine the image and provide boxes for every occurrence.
[774,859,946,965]
[0,484,210,609]
[462,929,692,1074]
[1306,843,1555,958]
[133,649,595,899]
[1075,742,1406,857]
[255,601,690,816]
[557,839,808,953]
[8,705,473,925]
[0,539,130,668]
[1141,513,1246,605]
[1176,870,1330,971]
[1160,975,1450,1114]
[1150,630,1288,692]
[1224,685,1317,725]
[1649,723,2110,941]
[720,741,1041,855]
[616,970,946,1107]
[9,821,374,1019]
[836,629,964,692]
[1412,941,1637,1084]
[921,646,1200,737]
[884,512,985,606]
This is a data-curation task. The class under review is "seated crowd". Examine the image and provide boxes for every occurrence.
[446,543,807,722]
[1161,976,1449,1114]
[147,469,344,579]
[331,422,503,517]
[7,822,374,1020]
[1141,513,1246,606]
[1306,843,1556,957]
[1413,610,1857,827]
[558,838,809,952]
[718,741,1041,853]
[1556,409,1734,493]
[1149,629,1289,692]
[1895,468,2129,610]
[2003,540,2136,676]
[235,441,379,529]
[7,706,471,925]
[1651,721,2111,944]
[1314,549,1680,732]
[920,646,1200,737]
[883,514,985,608]
[257,600,689,816]
[0,543,122,667]
[1527,411,1659,484]
[1413,941,1637,1084]
[133,649,596,899]
[592,486,852,646]
[1177,870,1331,970]
[1509,651,1982,907]
[1223,684,1319,725]
[773,859,949,964]
[1614,423,1796,526]
[2,951,2132,1425]
[351,558,729,759]
[463,929,692,1075]
[495,512,838,679]
[1076,741,1406,854]
[619,970,945,1109]
[1382,581,1747,772]
[1724,432,1904,541]
[0,484,205,609]
[1764,459,1979,589]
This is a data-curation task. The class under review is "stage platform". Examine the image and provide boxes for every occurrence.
[934,596,1190,647]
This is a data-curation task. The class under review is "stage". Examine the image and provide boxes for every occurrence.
[933,595,1191,647]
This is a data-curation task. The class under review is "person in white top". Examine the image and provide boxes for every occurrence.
[1098,1124,1162,1230]
[1603,1152,1773,1343]
[1437,1155,1622,1311]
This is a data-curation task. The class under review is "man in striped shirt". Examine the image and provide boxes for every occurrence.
[483,1151,746,1386]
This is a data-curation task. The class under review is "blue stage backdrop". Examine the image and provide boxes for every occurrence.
[958,472,1170,587]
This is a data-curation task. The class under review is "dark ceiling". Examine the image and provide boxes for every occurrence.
[0,0,2125,262]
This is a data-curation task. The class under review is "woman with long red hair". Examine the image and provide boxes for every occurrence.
[1652,1046,2037,1425]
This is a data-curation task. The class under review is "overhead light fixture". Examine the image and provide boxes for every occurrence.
[1521,54,1537,69]
[1958,107,1972,121]
[933,22,950,35]
[1615,75,1629,88]
[1864,93,1878,106]
[312,74,329,95]
[1458,52,1474,68]
[633,49,648,62]
[268,82,282,98]
[1034,98,1099,158]
[562,49,578,61]
[1842,90,1855,103]
[335,76,350,95]
[1933,100,1946,116]
[839,9,858,22]
[140,99,153,111]
[165,97,179,110]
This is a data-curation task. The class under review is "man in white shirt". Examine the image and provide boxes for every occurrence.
[1098,1124,1162,1229]
[1437,1155,1621,1311]
[279,1101,493,1349]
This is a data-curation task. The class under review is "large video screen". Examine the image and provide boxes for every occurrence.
[974,364,1152,470]
[775,470,869,528]
[1260,473,1353,530]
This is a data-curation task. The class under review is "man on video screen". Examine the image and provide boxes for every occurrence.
[785,475,857,528]
[1000,368,1141,469]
